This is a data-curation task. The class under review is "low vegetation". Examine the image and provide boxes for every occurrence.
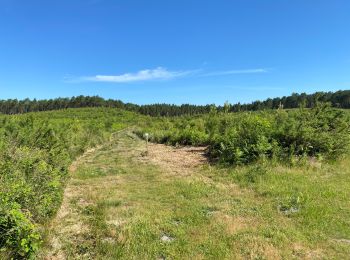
[137,103,350,164]
[0,108,140,258]
[41,130,350,259]
[0,101,349,258]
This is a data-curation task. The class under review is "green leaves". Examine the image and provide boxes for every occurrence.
[0,201,41,259]
[0,109,125,258]
[140,105,350,165]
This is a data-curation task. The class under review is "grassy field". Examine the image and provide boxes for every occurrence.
[39,129,350,259]
[1,107,349,259]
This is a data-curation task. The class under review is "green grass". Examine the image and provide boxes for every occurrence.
[0,108,146,258]
[227,160,350,256]
[1,106,349,259]
[40,130,350,259]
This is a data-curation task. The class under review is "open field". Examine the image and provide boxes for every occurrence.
[1,106,350,259]
[2,0,350,258]
[37,129,350,259]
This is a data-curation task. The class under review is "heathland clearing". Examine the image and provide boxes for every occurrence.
[1,106,349,259]
[41,129,350,259]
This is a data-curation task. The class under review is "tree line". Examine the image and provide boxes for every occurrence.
[0,90,349,116]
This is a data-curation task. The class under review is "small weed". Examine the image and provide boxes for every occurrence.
[278,192,305,216]
[237,165,268,184]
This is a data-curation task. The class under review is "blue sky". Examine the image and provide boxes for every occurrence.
[0,0,349,105]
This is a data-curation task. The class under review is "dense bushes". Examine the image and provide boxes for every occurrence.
[139,104,350,165]
[135,116,208,146]
[273,105,350,159]
[209,105,350,164]
[0,108,138,258]
[0,121,64,258]
[208,113,276,164]
[0,201,41,258]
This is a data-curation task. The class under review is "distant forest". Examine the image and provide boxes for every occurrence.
[0,90,349,116]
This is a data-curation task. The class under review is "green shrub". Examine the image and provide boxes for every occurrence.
[208,113,275,164]
[0,108,138,257]
[274,104,350,159]
[241,165,268,184]
[0,201,41,259]
[139,105,350,165]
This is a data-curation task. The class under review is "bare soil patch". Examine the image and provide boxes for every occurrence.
[143,143,208,176]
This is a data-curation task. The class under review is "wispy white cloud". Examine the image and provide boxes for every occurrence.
[77,67,193,83]
[203,68,269,76]
[67,67,269,83]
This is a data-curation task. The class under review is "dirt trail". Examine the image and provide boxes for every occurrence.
[42,132,209,259]
[45,132,129,259]
[43,147,102,259]
[42,131,299,259]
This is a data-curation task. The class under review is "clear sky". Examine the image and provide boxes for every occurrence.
[0,0,349,105]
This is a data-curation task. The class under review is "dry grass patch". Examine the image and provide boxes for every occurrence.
[143,143,208,177]
[212,212,258,235]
